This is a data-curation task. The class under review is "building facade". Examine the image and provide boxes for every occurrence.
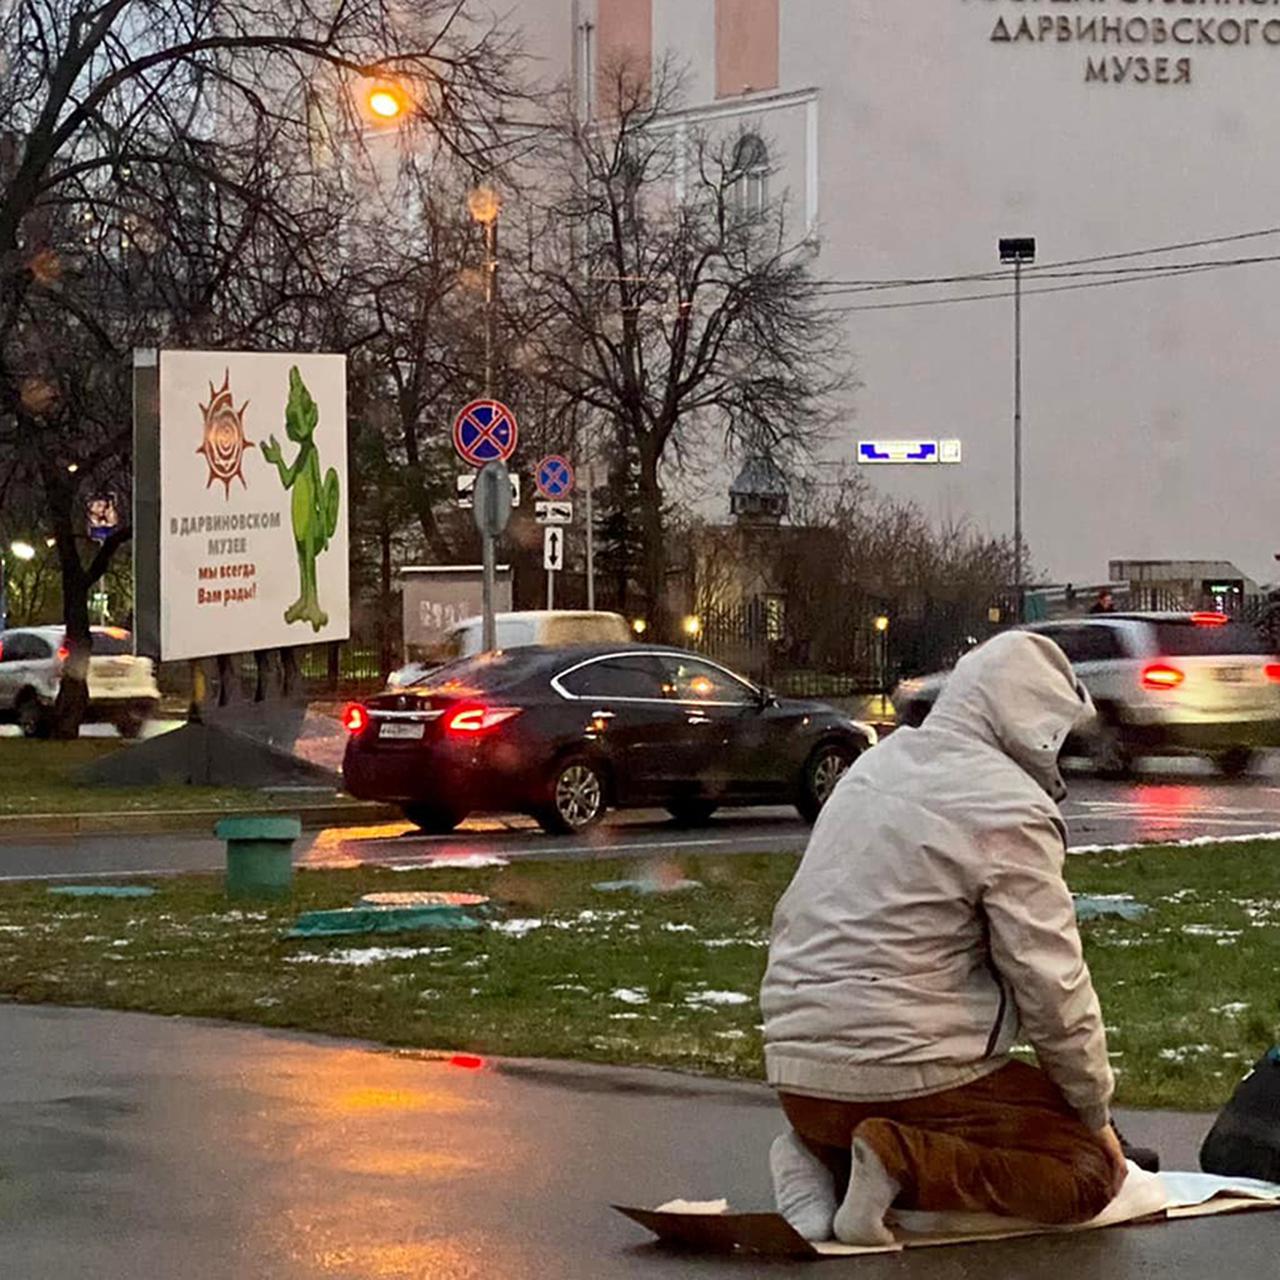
[516,0,1280,586]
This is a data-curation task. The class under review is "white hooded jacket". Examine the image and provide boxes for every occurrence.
[761,631,1114,1130]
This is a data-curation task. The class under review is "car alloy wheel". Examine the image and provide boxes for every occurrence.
[797,743,855,823]
[812,748,851,805]
[538,757,606,835]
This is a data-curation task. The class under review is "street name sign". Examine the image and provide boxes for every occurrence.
[535,500,572,525]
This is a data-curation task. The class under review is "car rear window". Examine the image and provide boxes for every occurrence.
[413,648,545,694]
[1153,621,1271,657]
[88,630,133,656]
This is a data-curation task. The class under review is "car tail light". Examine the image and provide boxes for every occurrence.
[56,645,69,663]
[1191,611,1229,627]
[342,703,369,734]
[1142,663,1185,691]
[1266,664,1280,684]
[444,703,522,735]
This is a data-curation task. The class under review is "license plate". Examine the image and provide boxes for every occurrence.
[1215,668,1246,684]
[379,721,425,740]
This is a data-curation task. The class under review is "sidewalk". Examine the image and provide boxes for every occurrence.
[0,1006,1269,1280]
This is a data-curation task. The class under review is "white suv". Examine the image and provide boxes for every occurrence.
[892,613,1280,777]
[0,626,161,738]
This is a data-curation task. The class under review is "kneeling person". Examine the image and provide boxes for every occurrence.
[761,632,1126,1244]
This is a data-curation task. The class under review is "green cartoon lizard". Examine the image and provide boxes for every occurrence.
[261,367,341,632]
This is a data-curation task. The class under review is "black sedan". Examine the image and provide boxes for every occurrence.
[342,644,877,834]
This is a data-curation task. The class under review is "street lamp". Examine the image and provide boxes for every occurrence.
[10,541,35,561]
[367,86,405,120]
[467,184,502,399]
[999,236,1036,621]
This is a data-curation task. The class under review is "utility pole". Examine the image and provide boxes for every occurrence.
[999,237,1036,621]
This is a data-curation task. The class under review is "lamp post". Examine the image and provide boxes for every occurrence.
[468,185,503,653]
[467,185,502,399]
[999,236,1036,621]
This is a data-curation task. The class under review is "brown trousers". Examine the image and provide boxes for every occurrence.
[780,1061,1115,1225]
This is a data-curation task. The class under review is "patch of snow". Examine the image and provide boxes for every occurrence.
[551,983,590,993]
[109,940,129,948]
[491,918,543,937]
[715,1030,747,1040]
[701,937,766,949]
[1071,831,1280,855]
[686,990,751,1008]
[574,910,625,924]
[662,923,696,933]
[1211,1002,1251,1017]
[611,987,649,1005]
[0,925,25,933]
[1182,924,1243,942]
[253,996,281,1007]
[285,946,450,967]
[1158,1044,1215,1063]
[610,1012,641,1021]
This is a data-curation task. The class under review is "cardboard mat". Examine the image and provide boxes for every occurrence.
[616,1166,1280,1258]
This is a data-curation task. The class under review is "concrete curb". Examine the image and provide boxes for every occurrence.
[0,801,400,841]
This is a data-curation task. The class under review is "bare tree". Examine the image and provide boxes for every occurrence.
[0,0,516,733]
[517,59,851,637]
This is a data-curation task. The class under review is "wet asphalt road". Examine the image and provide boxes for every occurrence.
[1,1004,1273,1280]
[4,756,1280,881]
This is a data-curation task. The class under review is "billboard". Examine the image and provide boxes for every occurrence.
[401,566,513,660]
[154,351,348,661]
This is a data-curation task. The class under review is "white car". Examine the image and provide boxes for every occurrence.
[388,610,634,689]
[0,626,160,738]
[892,612,1280,777]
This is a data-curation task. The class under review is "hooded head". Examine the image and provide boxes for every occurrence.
[927,631,1095,801]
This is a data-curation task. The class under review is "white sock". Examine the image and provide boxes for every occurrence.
[770,1130,838,1241]
[832,1136,900,1246]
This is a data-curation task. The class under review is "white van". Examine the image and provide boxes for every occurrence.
[387,611,632,689]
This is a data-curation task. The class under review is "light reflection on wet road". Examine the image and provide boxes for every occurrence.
[5,758,1280,882]
[2,1005,1274,1280]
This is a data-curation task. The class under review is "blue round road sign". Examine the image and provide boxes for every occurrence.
[535,454,575,499]
[453,399,519,467]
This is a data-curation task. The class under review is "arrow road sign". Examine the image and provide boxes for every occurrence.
[473,461,513,538]
[534,454,575,499]
[453,399,519,467]
[457,471,520,507]
[535,500,572,525]
[857,439,962,465]
[543,525,565,572]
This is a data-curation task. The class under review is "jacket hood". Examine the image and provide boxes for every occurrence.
[927,631,1095,801]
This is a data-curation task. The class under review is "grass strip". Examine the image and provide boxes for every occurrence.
[0,841,1275,1111]
[0,740,332,814]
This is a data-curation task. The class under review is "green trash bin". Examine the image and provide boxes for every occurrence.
[217,816,300,900]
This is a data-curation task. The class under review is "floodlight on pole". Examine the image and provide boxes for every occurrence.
[9,541,35,561]
[998,236,1036,621]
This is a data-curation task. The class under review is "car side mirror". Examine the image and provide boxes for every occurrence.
[757,686,778,710]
